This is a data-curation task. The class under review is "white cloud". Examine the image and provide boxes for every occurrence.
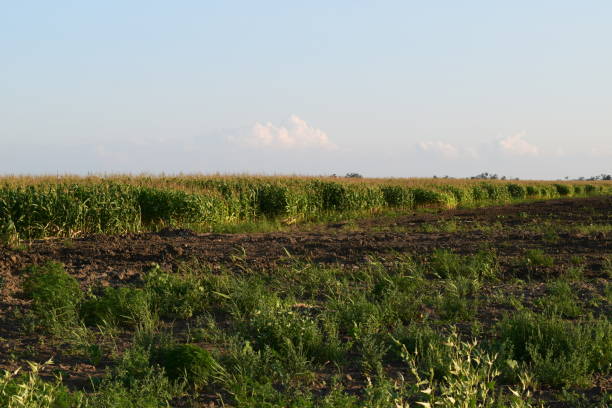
[418,141,460,158]
[417,141,480,159]
[498,133,539,156]
[589,146,612,157]
[232,115,337,150]
[465,147,479,159]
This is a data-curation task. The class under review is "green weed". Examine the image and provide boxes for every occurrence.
[437,277,480,321]
[522,249,554,268]
[535,280,583,318]
[398,330,539,407]
[428,249,499,280]
[151,343,220,389]
[0,360,84,408]
[22,262,82,332]
[392,324,453,380]
[603,256,612,278]
[575,223,612,235]
[80,286,153,328]
[497,312,611,387]
[352,317,389,372]
[237,295,335,365]
[143,264,207,319]
[88,367,179,408]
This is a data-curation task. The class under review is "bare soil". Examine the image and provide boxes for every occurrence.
[1,196,610,292]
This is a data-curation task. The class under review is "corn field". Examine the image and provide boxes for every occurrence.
[1,175,611,241]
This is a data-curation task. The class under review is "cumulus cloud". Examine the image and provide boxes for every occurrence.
[418,141,460,158]
[417,141,479,159]
[416,133,544,161]
[231,115,337,150]
[498,133,539,156]
[589,146,612,158]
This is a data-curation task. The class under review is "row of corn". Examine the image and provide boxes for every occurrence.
[1,179,610,240]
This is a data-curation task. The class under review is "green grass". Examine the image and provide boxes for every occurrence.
[150,344,220,389]
[436,277,481,321]
[6,250,612,407]
[522,249,554,268]
[428,249,499,280]
[497,312,611,388]
[80,286,153,328]
[0,360,84,408]
[535,280,583,318]
[21,262,83,333]
[398,330,538,408]
[574,223,612,235]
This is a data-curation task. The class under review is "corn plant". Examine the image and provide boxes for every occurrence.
[2,176,610,241]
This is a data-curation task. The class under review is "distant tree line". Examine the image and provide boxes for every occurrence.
[576,174,612,181]
[470,172,611,181]
[330,172,610,181]
[329,173,364,179]
[469,172,519,180]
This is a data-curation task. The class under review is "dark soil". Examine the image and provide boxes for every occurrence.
[1,196,610,294]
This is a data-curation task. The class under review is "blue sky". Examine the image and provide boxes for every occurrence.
[1,1,610,178]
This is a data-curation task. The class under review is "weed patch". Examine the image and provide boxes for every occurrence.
[151,344,219,388]
[428,249,499,280]
[22,262,82,332]
[0,360,83,408]
[535,280,583,318]
[81,286,153,328]
[497,312,611,387]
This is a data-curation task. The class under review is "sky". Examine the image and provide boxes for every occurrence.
[1,1,611,179]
